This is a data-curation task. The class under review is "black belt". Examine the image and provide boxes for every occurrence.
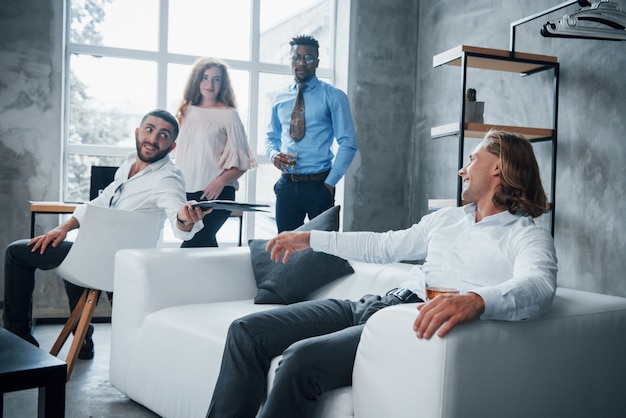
[386,287,423,303]
[282,170,330,183]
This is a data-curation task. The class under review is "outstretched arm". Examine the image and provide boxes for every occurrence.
[265,231,312,263]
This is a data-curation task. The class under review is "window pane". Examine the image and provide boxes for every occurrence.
[166,64,191,114]
[168,0,251,59]
[256,72,294,155]
[252,164,281,239]
[167,63,250,130]
[66,0,340,241]
[66,154,126,203]
[70,0,158,50]
[69,55,157,147]
[230,70,250,127]
[260,0,331,67]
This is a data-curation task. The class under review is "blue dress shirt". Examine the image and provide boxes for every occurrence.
[265,76,358,187]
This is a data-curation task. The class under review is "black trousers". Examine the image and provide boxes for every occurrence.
[206,294,414,418]
[3,239,94,339]
[274,176,334,233]
[182,186,236,248]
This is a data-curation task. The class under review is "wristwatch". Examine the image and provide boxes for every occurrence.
[176,214,190,226]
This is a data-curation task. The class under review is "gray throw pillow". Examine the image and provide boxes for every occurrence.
[250,206,355,304]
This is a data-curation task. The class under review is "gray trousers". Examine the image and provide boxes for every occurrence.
[206,294,407,418]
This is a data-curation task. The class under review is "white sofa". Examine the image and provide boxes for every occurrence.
[110,247,626,418]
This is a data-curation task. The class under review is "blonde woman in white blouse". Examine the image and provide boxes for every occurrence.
[175,57,256,247]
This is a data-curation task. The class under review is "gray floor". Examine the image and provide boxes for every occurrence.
[3,323,160,418]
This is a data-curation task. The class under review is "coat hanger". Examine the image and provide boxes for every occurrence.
[541,0,626,40]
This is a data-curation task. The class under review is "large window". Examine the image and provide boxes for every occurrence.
[65,0,343,243]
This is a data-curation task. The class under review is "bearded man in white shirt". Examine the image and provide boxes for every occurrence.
[206,129,558,418]
[4,109,209,356]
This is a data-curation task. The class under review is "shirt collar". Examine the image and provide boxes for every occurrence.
[463,203,522,226]
[126,151,172,177]
[291,75,319,91]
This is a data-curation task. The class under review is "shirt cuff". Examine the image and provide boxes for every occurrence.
[310,230,330,252]
[71,203,88,226]
[173,218,204,241]
[471,286,503,319]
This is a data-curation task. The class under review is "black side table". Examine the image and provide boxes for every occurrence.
[0,328,66,417]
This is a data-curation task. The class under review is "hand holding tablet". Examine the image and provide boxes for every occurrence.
[191,200,270,212]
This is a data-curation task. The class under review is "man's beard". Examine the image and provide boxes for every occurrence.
[135,137,172,163]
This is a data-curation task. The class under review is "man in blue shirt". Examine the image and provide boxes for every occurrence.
[265,35,358,232]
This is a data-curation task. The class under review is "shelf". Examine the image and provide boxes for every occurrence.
[433,45,557,74]
[430,44,557,235]
[428,199,458,210]
[431,122,553,141]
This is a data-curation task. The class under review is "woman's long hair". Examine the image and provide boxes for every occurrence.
[483,129,550,218]
[175,57,237,124]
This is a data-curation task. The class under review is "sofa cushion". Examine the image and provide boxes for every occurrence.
[250,206,355,304]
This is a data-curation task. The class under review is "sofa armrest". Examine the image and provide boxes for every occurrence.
[353,288,626,418]
[111,247,257,387]
[114,247,256,309]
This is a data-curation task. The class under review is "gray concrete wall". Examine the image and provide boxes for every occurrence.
[0,0,69,318]
[1,0,625,321]
[408,0,626,295]
[0,0,111,318]
[344,0,419,232]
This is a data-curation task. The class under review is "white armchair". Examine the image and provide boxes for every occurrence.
[354,290,626,418]
[109,247,626,418]
[50,205,162,379]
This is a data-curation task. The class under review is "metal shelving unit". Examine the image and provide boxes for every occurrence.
[429,45,559,235]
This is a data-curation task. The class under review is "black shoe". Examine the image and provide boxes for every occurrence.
[78,324,94,360]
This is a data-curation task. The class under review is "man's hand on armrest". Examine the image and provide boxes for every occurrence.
[413,292,485,340]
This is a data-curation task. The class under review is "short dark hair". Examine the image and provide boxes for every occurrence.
[141,109,180,140]
[290,35,319,55]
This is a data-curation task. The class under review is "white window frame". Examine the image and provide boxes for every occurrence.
[63,0,350,241]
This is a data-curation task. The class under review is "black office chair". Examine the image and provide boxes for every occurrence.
[89,166,118,201]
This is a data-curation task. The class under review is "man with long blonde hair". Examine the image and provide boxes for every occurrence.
[208,130,557,418]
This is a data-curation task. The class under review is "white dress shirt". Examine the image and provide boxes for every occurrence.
[310,204,558,321]
[72,152,203,240]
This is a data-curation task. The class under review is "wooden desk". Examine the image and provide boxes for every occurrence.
[30,201,244,246]
[0,328,66,417]
[29,202,77,238]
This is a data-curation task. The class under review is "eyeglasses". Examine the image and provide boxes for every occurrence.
[109,183,123,208]
[291,53,316,65]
